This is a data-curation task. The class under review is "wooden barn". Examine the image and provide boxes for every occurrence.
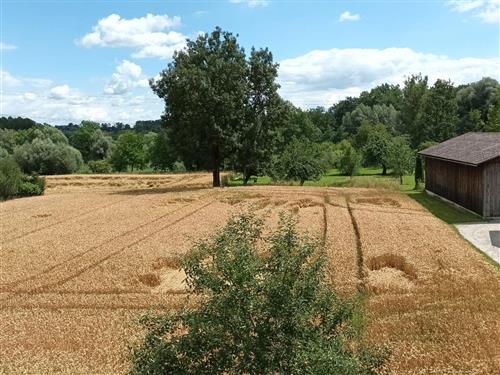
[419,133,500,218]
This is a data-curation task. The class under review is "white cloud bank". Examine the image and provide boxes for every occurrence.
[278,47,500,108]
[339,11,360,22]
[78,13,187,59]
[448,0,500,23]
[1,69,163,124]
[2,47,499,123]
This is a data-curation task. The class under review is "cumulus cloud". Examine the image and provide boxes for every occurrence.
[339,11,360,22]
[448,0,500,23]
[104,60,149,95]
[229,0,269,7]
[78,13,187,59]
[1,70,163,124]
[49,84,71,99]
[278,47,500,108]
[0,42,17,50]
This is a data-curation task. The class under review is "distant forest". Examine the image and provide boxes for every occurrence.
[1,75,499,183]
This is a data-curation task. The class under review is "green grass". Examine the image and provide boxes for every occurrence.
[228,168,413,191]
[405,190,483,224]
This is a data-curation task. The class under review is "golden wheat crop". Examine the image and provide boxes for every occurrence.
[1,175,498,374]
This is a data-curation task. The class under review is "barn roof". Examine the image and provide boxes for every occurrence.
[419,133,500,166]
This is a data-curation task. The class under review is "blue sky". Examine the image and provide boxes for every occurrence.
[1,0,499,124]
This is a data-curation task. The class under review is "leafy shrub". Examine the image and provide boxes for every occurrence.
[272,139,325,185]
[88,159,112,174]
[13,138,83,175]
[338,140,362,177]
[0,157,23,199]
[18,176,45,197]
[131,214,387,374]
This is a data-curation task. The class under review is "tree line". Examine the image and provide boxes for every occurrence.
[1,27,499,187]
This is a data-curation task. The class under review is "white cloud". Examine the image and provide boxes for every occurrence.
[229,0,269,8]
[339,11,360,22]
[1,70,163,124]
[448,0,500,23]
[78,13,187,59]
[278,47,500,108]
[104,60,149,95]
[0,42,17,50]
[49,84,71,99]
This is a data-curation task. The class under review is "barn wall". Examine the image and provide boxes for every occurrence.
[484,157,500,217]
[424,157,484,216]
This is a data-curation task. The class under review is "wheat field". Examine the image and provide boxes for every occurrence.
[1,174,499,374]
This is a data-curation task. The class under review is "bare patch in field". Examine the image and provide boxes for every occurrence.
[366,253,417,280]
[137,273,161,287]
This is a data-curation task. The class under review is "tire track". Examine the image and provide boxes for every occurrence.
[2,176,201,243]
[27,199,216,293]
[346,197,365,291]
[0,191,215,291]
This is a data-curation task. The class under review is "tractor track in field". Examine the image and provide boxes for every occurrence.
[346,197,365,291]
[8,198,217,295]
[0,191,217,293]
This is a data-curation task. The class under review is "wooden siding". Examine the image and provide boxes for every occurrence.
[484,157,500,217]
[424,157,484,216]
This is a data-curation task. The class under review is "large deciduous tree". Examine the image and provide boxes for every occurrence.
[418,79,458,143]
[232,47,281,185]
[151,27,251,187]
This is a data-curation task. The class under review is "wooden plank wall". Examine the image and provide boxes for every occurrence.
[424,157,484,216]
[484,157,500,217]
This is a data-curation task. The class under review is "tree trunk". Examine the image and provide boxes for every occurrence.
[243,172,251,186]
[212,143,221,187]
[399,175,403,185]
[382,165,387,176]
[300,179,305,186]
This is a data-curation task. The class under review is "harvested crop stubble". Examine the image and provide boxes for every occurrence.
[1,178,499,374]
[351,192,500,374]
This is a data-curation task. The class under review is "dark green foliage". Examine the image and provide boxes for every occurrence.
[13,138,83,175]
[0,116,37,130]
[232,47,282,184]
[485,86,500,132]
[130,214,387,375]
[109,132,145,171]
[15,124,69,146]
[0,157,24,199]
[18,175,46,197]
[338,140,362,177]
[456,77,498,125]
[272,139,325,185]
[88,159,112,174]
[400,74,429,148]
[148,131,176,171]
[414,156,423,190]
[71,121,112,162]
[151,27,249,187]
[134,120,163,133]
[418,79,458,143]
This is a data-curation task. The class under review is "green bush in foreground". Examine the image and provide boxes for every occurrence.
[131,214,387,375]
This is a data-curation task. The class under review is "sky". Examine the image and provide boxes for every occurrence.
[1,0,499,124]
